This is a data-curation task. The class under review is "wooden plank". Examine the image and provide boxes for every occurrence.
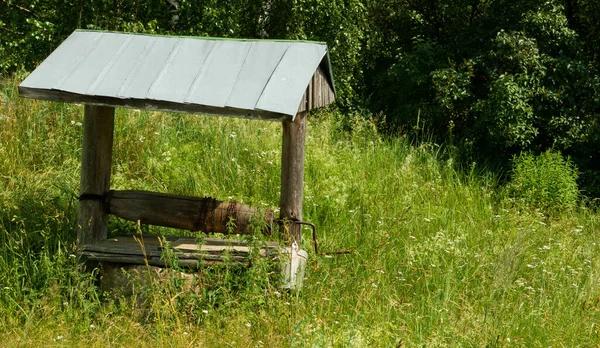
[80,251,246,267]
[77,105,114,245]
[313,69,320,109]
[298,91,307,113]
[82,236,279,252]
[107,190,273,234]
[18,87,292,122]
[279,111,307,243]
[79,235,280,267]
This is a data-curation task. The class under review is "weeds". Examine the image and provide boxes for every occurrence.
[507,149,580,214]
[1,75,599,345]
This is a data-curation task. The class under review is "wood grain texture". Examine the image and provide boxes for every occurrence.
[18,86,292,122]
[280,111,307,243]
[107,190,273,234]
[77,105,114,246]
[79,235,280,267]
[297,66,335,113]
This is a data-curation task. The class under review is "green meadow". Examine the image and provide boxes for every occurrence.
[1,75,599,346]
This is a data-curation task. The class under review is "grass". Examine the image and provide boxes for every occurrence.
[1,74,600,346]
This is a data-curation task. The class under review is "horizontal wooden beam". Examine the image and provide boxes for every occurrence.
[79,235,280,267]
[18,86,292,122]
[106,190,273,235]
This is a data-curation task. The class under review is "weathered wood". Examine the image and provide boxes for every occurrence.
[313,67,320,109]
[297,66,335,113]
[107,190,273,234]
[78,105,115,246]
[280,111,307,243]
[79,235,280,267]
[18,86,292,122]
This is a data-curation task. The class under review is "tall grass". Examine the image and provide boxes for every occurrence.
[1,74,599,346]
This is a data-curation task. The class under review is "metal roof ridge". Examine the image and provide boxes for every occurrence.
[74,29,329,46]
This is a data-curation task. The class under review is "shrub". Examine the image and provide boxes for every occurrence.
[507,150,579,214]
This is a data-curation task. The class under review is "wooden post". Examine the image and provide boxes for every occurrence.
[77,105,115,246]
[279,111,307,244]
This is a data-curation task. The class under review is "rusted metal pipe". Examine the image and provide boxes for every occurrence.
[276,219,352,255]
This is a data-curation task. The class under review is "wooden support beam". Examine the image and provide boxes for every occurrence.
[279,111,307,243]
[77,105,115,246]
[79,235,280,267]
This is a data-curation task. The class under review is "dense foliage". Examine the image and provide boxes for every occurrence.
[2,0,600,192]
[365,0,600,193]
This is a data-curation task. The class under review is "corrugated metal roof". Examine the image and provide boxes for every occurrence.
[19,30,335,121]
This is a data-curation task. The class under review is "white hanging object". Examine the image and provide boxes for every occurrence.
[280,240,308,290]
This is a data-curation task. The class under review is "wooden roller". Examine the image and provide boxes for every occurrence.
[105,190,273,235]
